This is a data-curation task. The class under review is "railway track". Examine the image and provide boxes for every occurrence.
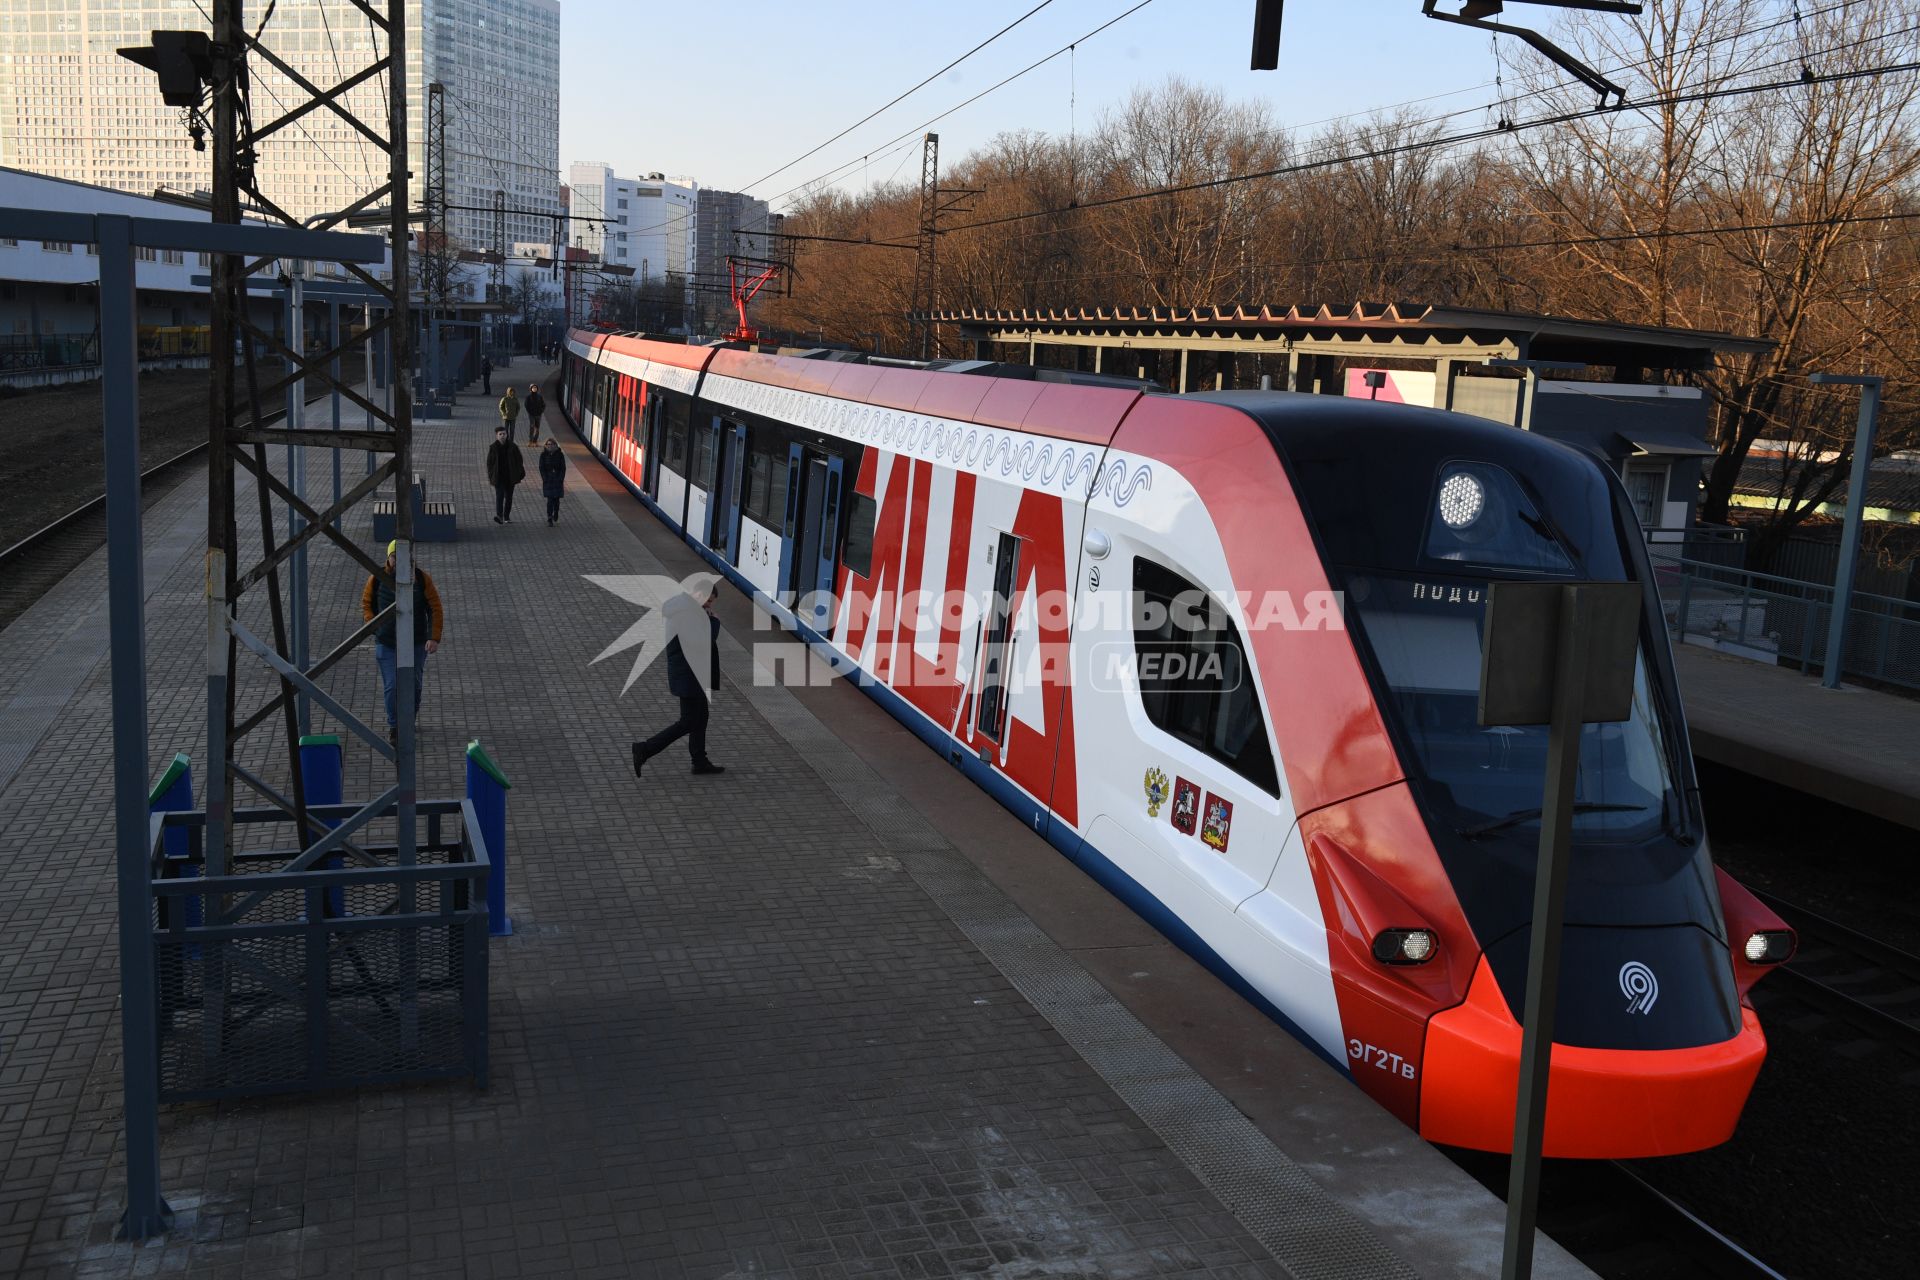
[0,440,209,633]
[1750,888,1920,1059]
[1447,1151,1786,1279]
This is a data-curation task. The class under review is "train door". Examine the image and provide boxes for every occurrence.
[775,443,803,608]
[782,449,845,632]
[716,421,748,563]
[974,531,1022,743]
[643,392,663,498]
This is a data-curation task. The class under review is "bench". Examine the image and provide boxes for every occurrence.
[372,473,457,542]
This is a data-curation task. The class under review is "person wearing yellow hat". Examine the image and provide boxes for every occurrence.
[361,540,444,746]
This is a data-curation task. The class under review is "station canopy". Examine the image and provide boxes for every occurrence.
[931,302,1771,375]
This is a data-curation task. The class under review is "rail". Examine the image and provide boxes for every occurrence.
[1649,549,1920,690]
[1748,888,1920,1060]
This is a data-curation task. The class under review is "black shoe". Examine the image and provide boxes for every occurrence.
[493,516,502,524]
[692,761,726,775]
[631,743,649,777]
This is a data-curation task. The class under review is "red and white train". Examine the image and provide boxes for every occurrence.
[560,328,1794,1158]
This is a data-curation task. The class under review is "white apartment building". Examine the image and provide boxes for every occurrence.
[0,0,560,268]
[565,162,697,287]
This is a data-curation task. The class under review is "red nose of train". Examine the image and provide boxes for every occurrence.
[1418,956,1768,1158]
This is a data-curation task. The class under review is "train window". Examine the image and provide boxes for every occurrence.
[692,421,715,488]
[1132,558,1279,795]
[843,492,878,578]
[662,395,689,471]
[743,450,772,523]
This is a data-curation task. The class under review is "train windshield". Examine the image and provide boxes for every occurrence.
[1346,571,1679,841]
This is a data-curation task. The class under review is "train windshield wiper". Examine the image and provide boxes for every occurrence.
[1456,803,1648,840]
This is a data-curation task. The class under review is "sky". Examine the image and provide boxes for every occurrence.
[557,0,1520,211]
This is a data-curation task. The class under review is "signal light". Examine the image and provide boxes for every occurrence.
[1743,930,1794,964]
[1372,928,1437,966]
[117,31,214,109]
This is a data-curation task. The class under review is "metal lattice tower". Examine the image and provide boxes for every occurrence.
[913,132,938,360]
[203,0,417,945]
[424,81,447,306]
[491,188,506,304]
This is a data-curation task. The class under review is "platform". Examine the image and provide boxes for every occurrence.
[0,364,1589,1278]
[1673,643,1920,831]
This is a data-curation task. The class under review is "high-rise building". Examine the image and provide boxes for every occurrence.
[0,0,560,265]
[566,162,698,287]
[692,188,773,332]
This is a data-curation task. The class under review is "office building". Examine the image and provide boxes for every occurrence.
[566,162,698,287]
[0,0,561,273]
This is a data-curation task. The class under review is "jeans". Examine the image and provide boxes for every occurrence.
[636,694,709,764]
[545,494,561,522]
[495,484,515,520]
[528,412,544,440]
[375,642,427,730]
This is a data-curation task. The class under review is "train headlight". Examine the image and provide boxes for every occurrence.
[1437,471,1485,529]
[1372,928,1437,965]
[1743,930,1794,964]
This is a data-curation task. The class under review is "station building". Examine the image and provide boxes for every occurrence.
[0,165,395,388]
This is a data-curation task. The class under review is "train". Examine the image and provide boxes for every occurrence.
[559,328,1795,1159]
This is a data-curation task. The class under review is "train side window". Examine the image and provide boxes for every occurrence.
[663,396,689,471]
[691,421,715,488]
[743,450,772,523]
[1132,557,1279,795]
[843,492,878,578]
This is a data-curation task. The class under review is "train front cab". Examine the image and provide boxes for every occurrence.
[1195,392,1786,1157]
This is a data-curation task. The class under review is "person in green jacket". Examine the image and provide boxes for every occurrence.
[498,385,521,441]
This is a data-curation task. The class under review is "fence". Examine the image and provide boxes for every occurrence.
[1649,547,1920,690]
[149,797,490,1101]
[0,327,213,375]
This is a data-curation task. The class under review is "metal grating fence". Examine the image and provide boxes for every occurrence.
[1649,548,1920,690]
[150,798,490,1102]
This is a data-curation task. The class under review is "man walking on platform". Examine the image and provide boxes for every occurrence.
[362,540,444,747]
[498,384,521,441]
[480,354,493,395]
[538,437,566,525]
[525,382,547,444]
[632,578,726,776]
[486,425,526,524]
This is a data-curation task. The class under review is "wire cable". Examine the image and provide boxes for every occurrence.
[736,0,1059,195]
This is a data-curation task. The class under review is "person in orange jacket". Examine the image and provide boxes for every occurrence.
[362,540,444,745]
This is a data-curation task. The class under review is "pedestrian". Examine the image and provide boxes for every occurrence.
[525,382,546,444]
[631,577,726,776]
[538,437,566,525]
[480,354,493,395]
[486,425,526,524]
[498,385,521,441]
[361,540,444,747]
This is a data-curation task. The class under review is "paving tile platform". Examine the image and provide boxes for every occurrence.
[0,362,1590,1279]
[1673,643,1920,830]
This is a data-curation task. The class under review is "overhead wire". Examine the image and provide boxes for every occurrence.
[736,0,1060,195]
[800,12,1916,276]
[758,0,1156,215]
[934,58,1920,239]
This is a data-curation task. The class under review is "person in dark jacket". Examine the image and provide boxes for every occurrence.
[631,579,725,776]
[361,540,444,745]
[486,426,526,523]
[524,383,547,444]
[538,437,566,525]
[480,354,493,395]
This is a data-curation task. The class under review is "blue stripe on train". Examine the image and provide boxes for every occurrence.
[568,404,1350,1081]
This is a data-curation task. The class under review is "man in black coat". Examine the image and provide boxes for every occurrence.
[631,580,726,776]
[480,354,493,395]
[524,382,546,443]
[485,426,526,524]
